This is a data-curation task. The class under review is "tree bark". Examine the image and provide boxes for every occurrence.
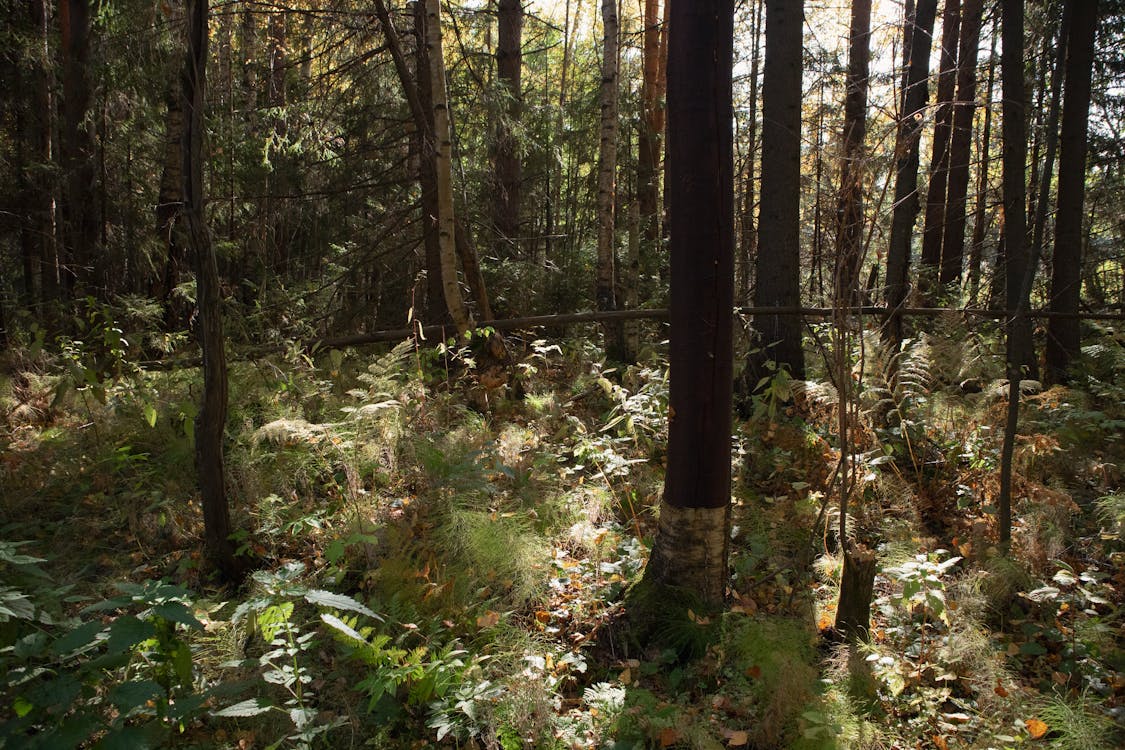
[918,0,960,299]
[938,0,983,288]
[182,0,239,581]
[967,27,997,306]
[644,0,735,607]
[596,0,623,359]
[493,0,523,260]
[744,0,806,390]
[59,0,98,298]
[737,0,763,307]
[638,0,666,285]
[1046,0,1098,383]
[884,0,938,347]
[834,0,873,306]
[156,74,186,328]
[425,0,474,335]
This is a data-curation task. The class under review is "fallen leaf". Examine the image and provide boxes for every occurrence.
[727,729,749,746]
[659,727,680,747]
[619,668,632,685]
[744,665,761,679]
[1026,718,1048,739]
[933,735,949,750]
[476,611,500,628]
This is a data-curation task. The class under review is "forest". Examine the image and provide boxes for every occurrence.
[1,0,1123,747]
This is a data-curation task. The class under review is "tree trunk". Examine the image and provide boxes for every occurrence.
[425,0,474,335]
[835,544,877,641]
[738,0,763,306]
[156,75,186,328]
[938,0,983,288]
[638,0,666,286]
[1046,0,1097,383]
[644,0,735,607]
[834,0,873,306]
[493,0,523,260]
[182,0,239,581]
[997,0,1037,551]
[412,0,447,325]
[596,0,623,359]
[918,0,960,299]
[884,0,938,347]
[967,27,997,307]
[59,0,98,298]
[744,0,806,392]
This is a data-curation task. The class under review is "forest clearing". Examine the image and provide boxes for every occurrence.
[1,0,1123,748]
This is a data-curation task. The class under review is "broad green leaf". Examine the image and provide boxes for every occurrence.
[213,698,273,718]
[107,680,165,713]
[303,590,381,620]
[151,602,204,630]
[105,616,156,655]
[143,403,157,428]
[321,612,365,643]
[51,620,105,655]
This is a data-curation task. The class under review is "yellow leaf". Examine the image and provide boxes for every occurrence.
[727,729,749,746]
[932,734,949,750]
[1026,718,1048,739]
[619,668,632,685]
[476,610,500,628]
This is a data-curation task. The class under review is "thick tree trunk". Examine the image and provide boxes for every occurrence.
[835,544,876,641]
[884,0,938,347]
[59,0,98,298]
[425,0,474,335]
[918,0,960,299]
[596,0,623,358]
[834,0,873,306]
[744,0,806,390]
[493,0,523,260]
[1046,0,1097,383]
[644,0,735,606]
[182,0,239,581]
[938,0,983,288]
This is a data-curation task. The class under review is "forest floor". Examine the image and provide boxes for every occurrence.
[1,321,1123,749]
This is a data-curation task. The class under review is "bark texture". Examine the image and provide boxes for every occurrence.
[645,0,735,605]
[746,0,806,387]
[493,0,523,259]
[884,0,938,347]
[1046,0,1098,383]
[596,0,622,357]
[835,0,873,305]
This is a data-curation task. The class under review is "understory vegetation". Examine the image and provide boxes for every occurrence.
[1,315,1122,749]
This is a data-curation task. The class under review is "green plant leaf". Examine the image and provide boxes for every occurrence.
[107,679,165,713]
[321,612,365,642]
[105,615,156,655]
[304,589,381,620]
[50,620,105,655]
[213,698,273,717]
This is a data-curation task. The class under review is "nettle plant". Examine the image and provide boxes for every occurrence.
[1,544,209,749]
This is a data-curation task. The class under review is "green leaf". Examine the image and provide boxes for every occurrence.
[51,620,105,656]
[105,616,156,655]
[150,602,204,631]
[143,403,157,428]
[256,602,294,642]
[213,698,273,718]
[1019,641,1048,656]
[107,680,165,714]
[321,612,365,643]
[304,590,381,620]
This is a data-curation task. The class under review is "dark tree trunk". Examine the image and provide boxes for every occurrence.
[997,0,1036,551]
[836,544,877,641]
[834,0,873,306]
[918,0,960,299]
[156,77,186,329]
[183,0,239,581]
[883,0,938,347]
[744,0,806,391]
[967,27,997,306]
[492,0,523,259]
[1046,0,1098,383]
[638,0,666,291]
[59,0,98,298]
[938,0,983,288]
[644,0,735,606]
